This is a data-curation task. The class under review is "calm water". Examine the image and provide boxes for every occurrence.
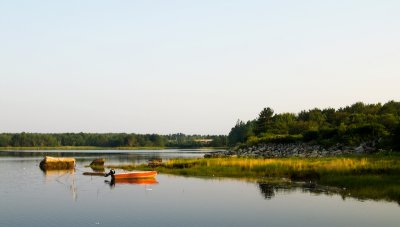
[0,150,399,227]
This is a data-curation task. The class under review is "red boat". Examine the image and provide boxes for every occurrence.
[105,169,157,180]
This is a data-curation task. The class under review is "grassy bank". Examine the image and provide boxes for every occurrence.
[109,155,400,203]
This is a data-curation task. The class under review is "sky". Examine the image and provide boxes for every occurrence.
[0,0,399,135]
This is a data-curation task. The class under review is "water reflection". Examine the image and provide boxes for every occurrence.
[42,169,75,177]
[258,181,343,199]
[41,169,77,201]
[257,182,301,200]
[105,178,158,189]
[90,165,105,172]
[258,183,276,199]
[1,152,400,227]
[257,181,399,205]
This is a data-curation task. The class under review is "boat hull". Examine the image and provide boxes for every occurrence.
[112,171,157,179]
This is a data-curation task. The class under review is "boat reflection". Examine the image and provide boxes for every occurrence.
[105,178,158,188]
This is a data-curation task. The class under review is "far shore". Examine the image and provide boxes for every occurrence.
[0,146,227,151]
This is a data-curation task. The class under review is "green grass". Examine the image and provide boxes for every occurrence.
[109,155,400,203]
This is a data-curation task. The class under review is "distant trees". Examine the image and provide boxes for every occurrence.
[0,134,12,147]
[227,101,400,150]
[166,134,226,148]
[3,100,399,151]
[0,133,227,148]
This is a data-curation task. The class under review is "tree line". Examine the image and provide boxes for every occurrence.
[228,101,400,150]
[0,133,227,148]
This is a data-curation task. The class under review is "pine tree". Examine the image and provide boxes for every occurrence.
[255,107,274,135]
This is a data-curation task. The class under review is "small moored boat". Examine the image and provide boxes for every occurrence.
[105,169,157,180]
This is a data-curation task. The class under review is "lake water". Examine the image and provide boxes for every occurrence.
[0,150,399,227]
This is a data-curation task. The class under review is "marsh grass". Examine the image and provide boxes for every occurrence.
[109,155,400,202]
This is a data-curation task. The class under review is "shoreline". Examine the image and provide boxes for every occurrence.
[109,155,400,203]
[0,146,227,151]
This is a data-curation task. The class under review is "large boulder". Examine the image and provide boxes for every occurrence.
[90,158,105,166]
[89,158,106,171]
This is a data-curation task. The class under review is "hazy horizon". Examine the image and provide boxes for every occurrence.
[1,1,399,135]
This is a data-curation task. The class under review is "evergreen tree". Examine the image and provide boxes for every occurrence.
[255,107,274,135]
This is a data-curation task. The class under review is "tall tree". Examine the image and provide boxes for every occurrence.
[255,107,274,135]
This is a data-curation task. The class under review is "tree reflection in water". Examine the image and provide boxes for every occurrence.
[258,183,275,199]
[257,181,345,201]
[257,181,382,204]
[258,183,295,200]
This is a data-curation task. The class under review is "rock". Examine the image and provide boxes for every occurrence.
[231,141,377,158]
[90,158,105,166]
[354,146,364,153]
[364,146,376,153]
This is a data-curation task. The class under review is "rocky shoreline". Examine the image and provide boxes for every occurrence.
[205,142,376,158]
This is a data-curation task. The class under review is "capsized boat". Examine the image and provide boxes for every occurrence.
[105,169,157,180]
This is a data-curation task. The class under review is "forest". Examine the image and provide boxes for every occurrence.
[2,101,399,150]
[0,132,227,148]
[228,101,400,150]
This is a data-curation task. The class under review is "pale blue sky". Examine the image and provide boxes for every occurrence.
[1,0,399,134]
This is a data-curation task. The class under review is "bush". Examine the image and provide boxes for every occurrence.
[302,130,319,142]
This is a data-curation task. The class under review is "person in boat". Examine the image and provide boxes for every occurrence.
[104,169,115,177]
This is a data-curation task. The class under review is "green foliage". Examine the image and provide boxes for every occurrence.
[0,134,12,147]
[270,113,296,134]
[227,120,254,146]
[0,133,227,148]
[255,107,274,135]
[245,134,302,146]
[393,124,400,150]
[228,101,400,150]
